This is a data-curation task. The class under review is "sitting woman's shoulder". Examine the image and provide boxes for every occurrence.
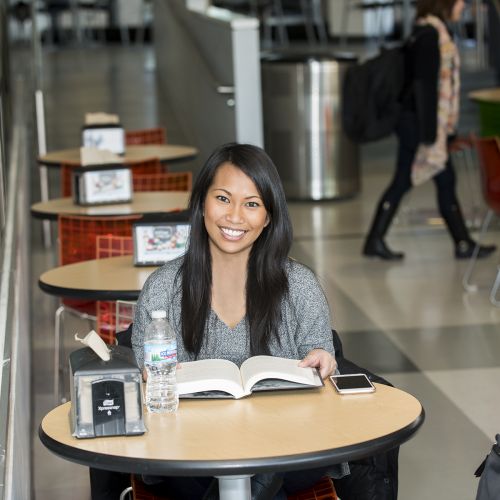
[286,258,319,285]
[142,255,184,291]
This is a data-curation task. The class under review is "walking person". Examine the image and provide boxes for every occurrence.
[363,0,496,260]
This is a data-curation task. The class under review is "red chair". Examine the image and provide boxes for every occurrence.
[132,171,192,192]
[462,136,500,304]
[125,127,167,146]
[95,235,134,343]
[127,476,338,500]
[60,163,75,197]
[54,214,139,400]
[125,157,166,176]
[287,477,338,500]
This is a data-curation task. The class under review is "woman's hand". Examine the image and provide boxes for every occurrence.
[299,349,337,379]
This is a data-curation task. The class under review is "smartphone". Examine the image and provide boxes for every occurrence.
[329,374,376,394]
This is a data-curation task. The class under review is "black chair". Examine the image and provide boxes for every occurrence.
[111,326,398,500]
[332,329,399,500]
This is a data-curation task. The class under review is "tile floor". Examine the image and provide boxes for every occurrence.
[31,40,500,500]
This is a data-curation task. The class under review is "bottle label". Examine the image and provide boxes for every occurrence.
[144,342,177,365]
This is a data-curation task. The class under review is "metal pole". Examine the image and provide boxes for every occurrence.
[475,0,486,69]
[0,95,6,232]
[402,0,412,39]
[69,0,83,44]
[32,1,52,247]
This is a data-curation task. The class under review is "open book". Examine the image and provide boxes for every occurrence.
[177,355,324,399]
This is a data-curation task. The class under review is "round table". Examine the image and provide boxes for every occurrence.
[468,87,500,137]
[39,383,424,500]
[38,144,198,167]
[31,191,190,220]
[39,255,154,301]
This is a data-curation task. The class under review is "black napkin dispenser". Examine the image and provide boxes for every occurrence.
[69,345,146,439]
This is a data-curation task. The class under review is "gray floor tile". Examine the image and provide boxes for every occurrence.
[338,330,419,374]
[384,323,500,371]
[384,372,491,500]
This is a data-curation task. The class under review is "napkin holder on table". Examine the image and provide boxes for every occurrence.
[69,331,145,439]
[73,160,132,206]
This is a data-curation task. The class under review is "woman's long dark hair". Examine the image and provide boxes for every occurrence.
[416,0,457,20]
[180,143,293,357]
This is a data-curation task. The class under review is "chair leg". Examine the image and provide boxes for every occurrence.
[462,209,494,292]
[312,0,328,44]
[300,0,317,45]
[273,0,289,46]
[340,0,349,46]
[54,305,65,404]
[489,266,500,306]
[119,485,133,500]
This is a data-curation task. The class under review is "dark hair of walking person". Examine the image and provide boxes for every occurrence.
[416,0,461,19]
[363,0,496,260]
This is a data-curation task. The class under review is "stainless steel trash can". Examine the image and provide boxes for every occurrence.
[261,53,360,200]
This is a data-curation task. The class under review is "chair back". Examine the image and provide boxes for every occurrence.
[58,214,138,266]
[125,157,166,176]
[60,163,74,197]
[132,171,192,192]
[474,136,500,214]
[95,235,135,343]
[96,234,134,258]
[125,127,166,146]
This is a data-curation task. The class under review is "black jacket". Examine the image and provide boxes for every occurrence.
[402,24,440,144]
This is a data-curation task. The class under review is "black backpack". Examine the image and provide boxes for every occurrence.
[332,330,399,500]
[475,435,500,500]
[342,44,407,143]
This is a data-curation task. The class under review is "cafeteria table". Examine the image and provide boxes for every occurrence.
[38,144,198,168]
[40,382,424,500]
[37,143,197,246]
[468,87,500,137]
[39,255,153,301]
[31,191,190,220]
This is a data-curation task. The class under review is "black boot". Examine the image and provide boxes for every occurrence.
[454,240,496,259]
[363,200,404,260]
[440,204,497,260]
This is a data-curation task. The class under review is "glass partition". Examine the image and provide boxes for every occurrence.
[0,0,32,498]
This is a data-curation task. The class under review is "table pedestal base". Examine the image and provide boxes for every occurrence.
[216,475,252,500]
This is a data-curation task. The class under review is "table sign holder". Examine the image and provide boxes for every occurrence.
[82,123,125,156]
[133,214,191,266]
[73,165,133,206]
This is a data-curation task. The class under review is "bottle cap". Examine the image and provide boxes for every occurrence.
[151,310,167,319]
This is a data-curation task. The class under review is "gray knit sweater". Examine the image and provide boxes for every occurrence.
[132,256,335,369]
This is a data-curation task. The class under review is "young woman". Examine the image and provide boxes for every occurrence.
[363,0,496,260]
[132,143,345,499]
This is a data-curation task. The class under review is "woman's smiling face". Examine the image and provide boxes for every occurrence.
[203,162,269,260]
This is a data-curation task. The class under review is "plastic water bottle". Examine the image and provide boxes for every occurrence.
[144,310,179,413]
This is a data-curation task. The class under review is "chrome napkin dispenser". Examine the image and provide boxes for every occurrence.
[69,344,146,439]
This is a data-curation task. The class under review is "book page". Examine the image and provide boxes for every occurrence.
[176,359,246,399]
[240,356,322,395]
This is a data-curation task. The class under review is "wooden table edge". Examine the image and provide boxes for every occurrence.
[37,145,199,168]
[39,403,425,476]
[38,278,141,301]
[468,88,500,102]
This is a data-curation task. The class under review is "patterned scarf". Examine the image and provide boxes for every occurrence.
[411,15,460,186]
